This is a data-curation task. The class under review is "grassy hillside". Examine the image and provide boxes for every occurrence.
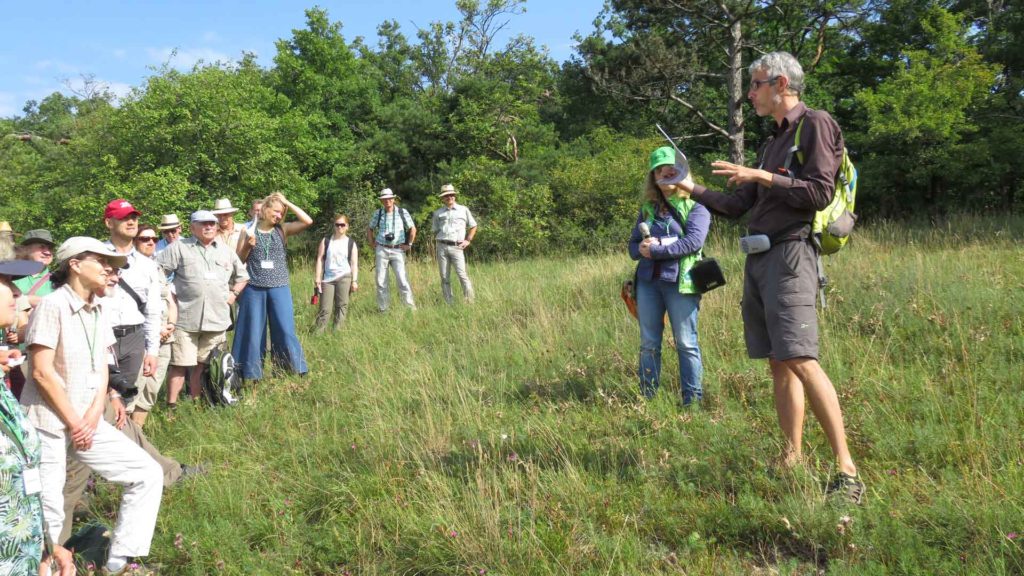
[89,217,1024,574]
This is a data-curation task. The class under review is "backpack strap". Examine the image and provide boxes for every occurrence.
[783,117,806,173]
[27,273,51,295]
[117,278,146,315]
[274,224,287,248]
[320,233,331,280]
[348,237,356,266]
[400,208,413,233]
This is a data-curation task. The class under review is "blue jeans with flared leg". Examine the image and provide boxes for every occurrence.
[636,276,703,404]
[233,284,308,380]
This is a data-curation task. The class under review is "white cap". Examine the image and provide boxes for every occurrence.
[56,237,129,268]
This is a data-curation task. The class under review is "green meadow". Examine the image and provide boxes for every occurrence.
[88,217,1023,575]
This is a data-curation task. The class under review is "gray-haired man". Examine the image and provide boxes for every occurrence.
[677,51,864,503]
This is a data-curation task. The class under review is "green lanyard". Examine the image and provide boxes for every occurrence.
[257,229,273,261]
[78,306,100,373]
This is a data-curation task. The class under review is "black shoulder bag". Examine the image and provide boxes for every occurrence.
[659,193,726,294]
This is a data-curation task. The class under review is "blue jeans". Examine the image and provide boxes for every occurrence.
[636,277,703,404]
[232,285,308,380]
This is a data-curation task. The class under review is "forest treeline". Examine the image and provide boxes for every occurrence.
[1,0,1021,257]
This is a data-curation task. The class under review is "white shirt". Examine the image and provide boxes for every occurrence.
[323,236,355,282]
[432,203,477,242]
[102,242,164,355]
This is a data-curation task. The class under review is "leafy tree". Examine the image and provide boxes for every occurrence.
[577,0,865,163]
[853,4,998,215]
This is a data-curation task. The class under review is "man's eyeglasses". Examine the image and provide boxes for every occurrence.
[162,229,180,235]
[749,76,779,91]
[334,223,348,228]
[135,236,157,243]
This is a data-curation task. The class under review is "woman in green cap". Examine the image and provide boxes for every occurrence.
[627,146,711,405]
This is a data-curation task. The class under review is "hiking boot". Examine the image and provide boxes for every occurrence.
[827,471,865,505]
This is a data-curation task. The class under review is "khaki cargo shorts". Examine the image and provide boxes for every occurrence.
[170,329,226,366]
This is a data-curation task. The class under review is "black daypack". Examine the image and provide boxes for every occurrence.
[202,345,239,406]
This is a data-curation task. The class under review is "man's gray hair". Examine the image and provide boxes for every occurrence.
[750,51,805,95]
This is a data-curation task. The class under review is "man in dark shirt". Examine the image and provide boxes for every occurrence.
[677,51,864,503]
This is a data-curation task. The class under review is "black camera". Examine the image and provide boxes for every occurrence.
[384,232,395,242]
[108,364,139,401]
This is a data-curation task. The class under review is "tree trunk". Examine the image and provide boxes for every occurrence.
[727,18,745,165]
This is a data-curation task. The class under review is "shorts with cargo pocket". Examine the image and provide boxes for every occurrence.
[741,239,819,360]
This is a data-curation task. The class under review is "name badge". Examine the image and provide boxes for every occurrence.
[85,372,103,391]
[260,260,275,270]
[660,235,679,246]
[22,466,42,495]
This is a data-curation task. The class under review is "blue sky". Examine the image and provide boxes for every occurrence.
[0,0,605,118]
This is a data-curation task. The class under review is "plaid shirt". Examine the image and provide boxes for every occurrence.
[19,285,116,435]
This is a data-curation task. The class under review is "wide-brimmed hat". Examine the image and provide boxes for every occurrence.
[439,184,457,198]
[0,221,14,235]
[211,198,239,215]
[158,214,182,230]
[55,237,129,268]
[378,188,397,200]
[190,210,218,223]
[20,229,55,247]
[0,259,45,278]
[104,199,141,220]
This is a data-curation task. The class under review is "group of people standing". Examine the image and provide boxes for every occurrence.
[0,182,481,573]
[629,51,864,503]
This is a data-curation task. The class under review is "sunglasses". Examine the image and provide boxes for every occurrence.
[136,236,157,243]
[334,222,348,227]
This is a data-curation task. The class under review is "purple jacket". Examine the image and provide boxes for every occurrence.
[628,203,710,284]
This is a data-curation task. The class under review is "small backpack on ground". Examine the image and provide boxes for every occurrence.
[202,345,239,406]
[787,115,859,255]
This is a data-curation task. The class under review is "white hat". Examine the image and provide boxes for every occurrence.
[158,214,182,230]
[439,184,457,198]
[56,237,129,268]
[378,188,397,200]
[211,198,239,215]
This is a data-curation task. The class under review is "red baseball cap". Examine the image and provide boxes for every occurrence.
[104,199,141,220]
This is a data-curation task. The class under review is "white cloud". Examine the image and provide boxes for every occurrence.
[146,47,233,70]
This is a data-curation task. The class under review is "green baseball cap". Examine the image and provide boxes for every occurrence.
[649,146,676,172]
